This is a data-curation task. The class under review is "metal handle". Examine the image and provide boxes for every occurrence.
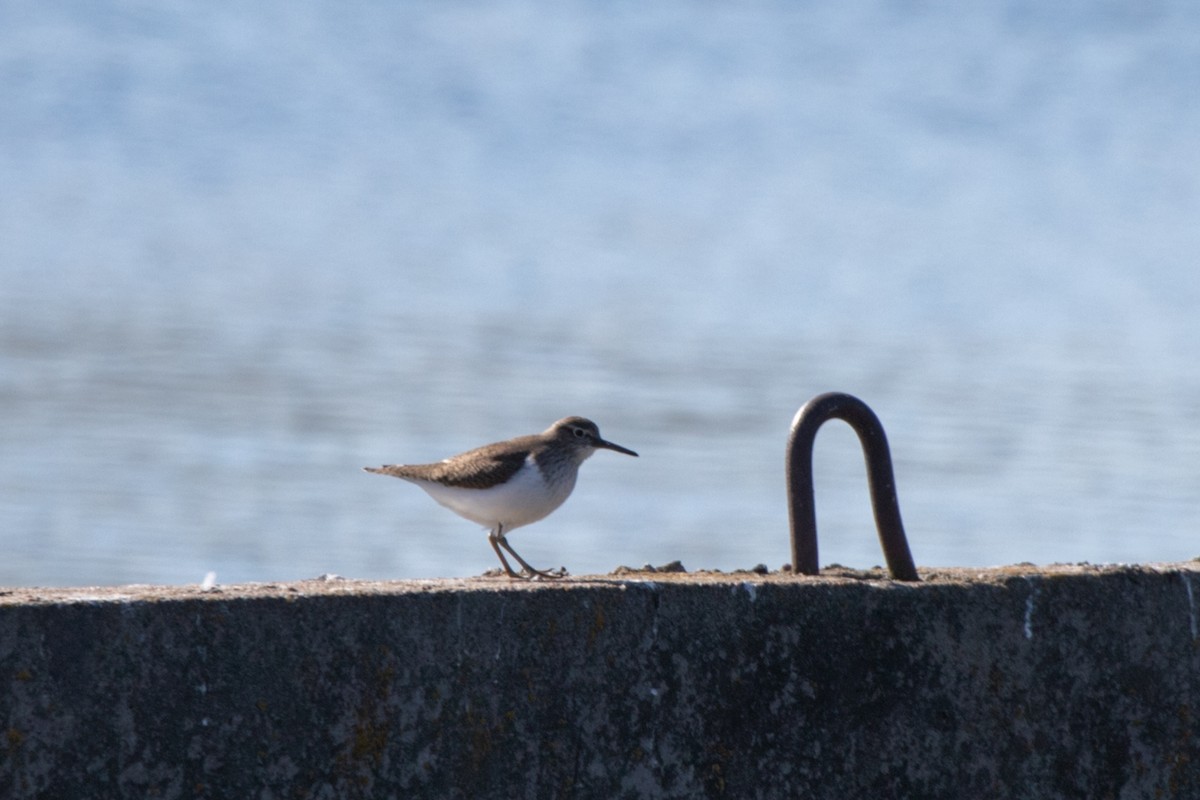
[786,392,919,581]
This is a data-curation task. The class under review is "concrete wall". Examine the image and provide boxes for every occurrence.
[2,564,1198,799]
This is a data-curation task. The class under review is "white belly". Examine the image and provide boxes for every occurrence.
[411,455,578,532]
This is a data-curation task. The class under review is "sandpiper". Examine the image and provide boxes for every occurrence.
[364,417,638,579]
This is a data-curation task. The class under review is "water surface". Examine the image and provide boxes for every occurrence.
[2,1,1199,586]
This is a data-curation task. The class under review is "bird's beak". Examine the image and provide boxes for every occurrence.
[594,437,638,457]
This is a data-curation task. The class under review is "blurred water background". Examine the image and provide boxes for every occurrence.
[2,1,1199,587]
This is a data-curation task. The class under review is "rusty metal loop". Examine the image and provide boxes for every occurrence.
[786,392,919,581]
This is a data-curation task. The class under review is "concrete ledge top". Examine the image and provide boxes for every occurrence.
[3,560,1197,606]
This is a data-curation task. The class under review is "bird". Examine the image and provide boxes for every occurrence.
[363,416,638,579]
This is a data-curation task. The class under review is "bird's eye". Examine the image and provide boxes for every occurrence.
[573,428,586,438]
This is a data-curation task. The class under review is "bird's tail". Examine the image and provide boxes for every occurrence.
[363,465,408,477]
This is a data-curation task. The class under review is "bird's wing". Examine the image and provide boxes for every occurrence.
[364,443,532,489]
[433,447,530,488]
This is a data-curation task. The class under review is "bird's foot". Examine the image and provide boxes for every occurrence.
[523,565,568,581]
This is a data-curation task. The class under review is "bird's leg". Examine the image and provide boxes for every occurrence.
[497,534,566,580]
[488,527,525,579]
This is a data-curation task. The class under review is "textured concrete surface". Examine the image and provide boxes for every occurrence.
[2,563,1199,799]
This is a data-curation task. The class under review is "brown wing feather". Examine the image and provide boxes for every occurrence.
[364,435,536,489]
[428,447,530,488]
